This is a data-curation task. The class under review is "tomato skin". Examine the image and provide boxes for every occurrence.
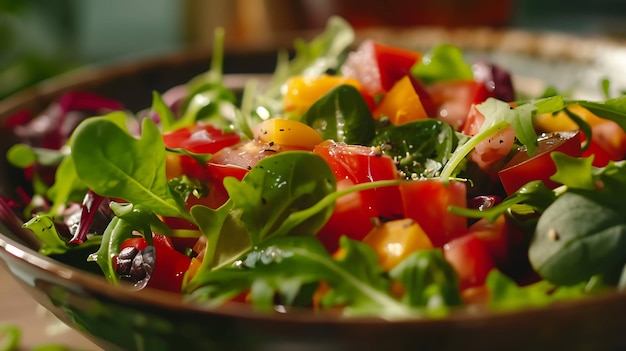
[314,141,403,219]
[427,80,490,130]
[313,142,403,252]
[162,122,241,180]
[443,233,496,291]
[341,39,422,96]
[498,131,582,195]
[399,180,467,247]
[116,233,192,293]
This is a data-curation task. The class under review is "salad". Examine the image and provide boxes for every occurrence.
[3,16,626,319]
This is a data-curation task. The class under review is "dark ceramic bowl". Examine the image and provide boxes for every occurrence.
[2,28,626,351]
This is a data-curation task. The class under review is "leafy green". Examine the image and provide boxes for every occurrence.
[22,215,101,256]
[372,119,455,178]
[410,44,473,85]
[529,159,626,285]
[439,98,537,179]
[187,236,417,318]
[258,16,355,114]
[175,27,239,130]
[70,117,191,222]
[151,91,176,132]
[0,324,20,351]
[388,249,461,315]
[449,180,557,223]
[577,96,626,131]
[88,203,168,284]
[45,156,87,216]
[487,270,592,311]
[21,215,70,255]
[300,85,375,145]
[223,151,336,245]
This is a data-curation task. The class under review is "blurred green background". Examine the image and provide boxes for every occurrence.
[2,0,625,100]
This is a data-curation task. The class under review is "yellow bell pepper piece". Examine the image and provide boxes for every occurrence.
[362,218,433,270]
[534,103,606,132]
[373,75,428,125]
[283,74,363,113]
[253,118,323,150]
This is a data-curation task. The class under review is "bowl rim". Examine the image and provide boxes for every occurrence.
[2,26,626,326]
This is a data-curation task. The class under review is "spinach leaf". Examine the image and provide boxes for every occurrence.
[410,44,473,85]
[223,151,336,245]
[45,156,87,216]
[189,202,250,274]
[71,117,192,222]
[6,144,65,168]
[372,119,455,178]
[389,249,461,315]
[529,191,626,285]
[301,85,375,145]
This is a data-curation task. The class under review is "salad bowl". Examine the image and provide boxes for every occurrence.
[2,25,626,351]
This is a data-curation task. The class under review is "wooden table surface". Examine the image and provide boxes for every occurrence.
[0,263,101,350]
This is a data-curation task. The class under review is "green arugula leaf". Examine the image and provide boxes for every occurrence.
[578,96,626,131]
[151,91,176,132]
[410,44,473,85]
[440,98,538,179]
[388,249,461,315]
[372,119,455,178]
[449,180,557,222]
[22,215,71,255]
[22,215,101,256]
[71,117,191,222]
[549,152,596,190]
[486,269,590,311]
[187,236,417,318]
[301,84,375,145]
[259,16,354,114]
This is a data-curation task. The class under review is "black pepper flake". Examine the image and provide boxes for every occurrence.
[279,128,285,132]
[499,139,504,144]
[261,197,267,205]
[269,141,275,146]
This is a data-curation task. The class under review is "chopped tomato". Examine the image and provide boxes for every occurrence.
[498,131,582,195]
[341,39,422,96]
[313,141,403,252]
[463,104,516,172]
[399,180,467,247]
[586,121,626,162]
[426,80,492,130]
[162,122,241,180]
[443,233,496,291]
